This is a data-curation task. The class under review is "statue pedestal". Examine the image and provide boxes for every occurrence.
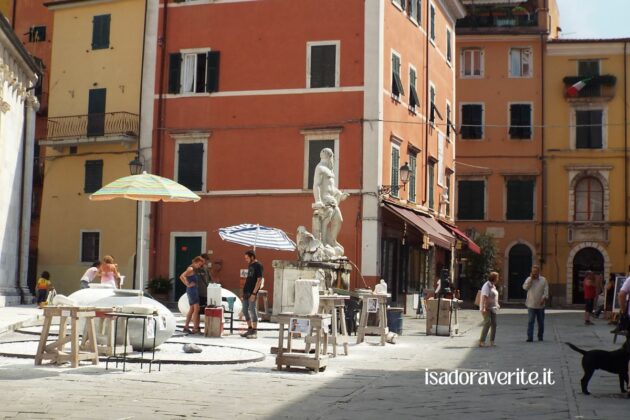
[272,260,352,316]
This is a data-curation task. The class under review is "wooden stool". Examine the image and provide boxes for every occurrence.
[35,306,99,368]
[275,313,330,373]
[356,293,390,346]
[257,290,271,321]
[318,295,350,356]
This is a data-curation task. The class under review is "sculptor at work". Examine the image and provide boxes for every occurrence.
[311,148,349,258]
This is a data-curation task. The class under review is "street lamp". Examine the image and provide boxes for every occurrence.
[378,162,412,196]
[129,155,143,175]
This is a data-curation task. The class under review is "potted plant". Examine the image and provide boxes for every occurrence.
[147,276,172,301]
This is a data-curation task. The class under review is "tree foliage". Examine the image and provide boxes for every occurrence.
[463,233,499,290]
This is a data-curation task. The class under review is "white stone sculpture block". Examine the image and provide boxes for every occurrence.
[293,279,320,315]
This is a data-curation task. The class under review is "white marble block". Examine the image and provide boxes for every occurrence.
[294,279,320,315]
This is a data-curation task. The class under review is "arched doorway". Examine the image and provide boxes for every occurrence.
[508,244,532,300]
[572,247,604,304]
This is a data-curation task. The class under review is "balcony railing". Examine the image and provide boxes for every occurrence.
[457,5,539,30]
[563,75,617,101]
[40,112,139,142]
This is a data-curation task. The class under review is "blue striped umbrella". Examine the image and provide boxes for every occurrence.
[218,224,296,251]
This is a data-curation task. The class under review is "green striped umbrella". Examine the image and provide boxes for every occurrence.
[90,172,201,202]
[90,172,200,292]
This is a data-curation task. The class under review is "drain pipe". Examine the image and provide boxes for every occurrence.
[624,41,628,255]
[540,33,546,268]
[423,0,431,205]
[152,0,170,278]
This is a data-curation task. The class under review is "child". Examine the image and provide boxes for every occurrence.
[36,271,52,308]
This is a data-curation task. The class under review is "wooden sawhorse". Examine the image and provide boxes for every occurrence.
[318,295,350,356]
[35,306,99,367]
[275,313,330,373]
[356,293,390,346]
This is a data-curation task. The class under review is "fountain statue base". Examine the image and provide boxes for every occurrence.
[271,259,351,315]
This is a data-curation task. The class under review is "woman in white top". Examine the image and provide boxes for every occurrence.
[80,261,101,289]
[479,271,500,347]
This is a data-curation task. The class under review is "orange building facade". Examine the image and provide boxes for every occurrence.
[455,0,558,301]
[150,0,466,308]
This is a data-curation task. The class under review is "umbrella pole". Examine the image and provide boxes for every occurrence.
[138,200,146,298]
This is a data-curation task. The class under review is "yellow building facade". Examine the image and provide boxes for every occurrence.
[543,39,630,304]
[38,0,145,294]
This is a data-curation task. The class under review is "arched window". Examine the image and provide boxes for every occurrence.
[575,177,603,221]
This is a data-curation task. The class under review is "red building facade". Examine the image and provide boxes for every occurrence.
[151,0,466,308]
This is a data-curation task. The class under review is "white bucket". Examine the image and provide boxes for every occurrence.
[207,284,222,307]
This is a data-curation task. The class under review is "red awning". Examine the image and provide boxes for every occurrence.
[383,203,455,250]
[441,224,481,255]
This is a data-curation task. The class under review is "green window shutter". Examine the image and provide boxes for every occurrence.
[195,53,207,93]
[506,179,534,220]
[178,143,204,191]
[576,110,602,149]
[206,51,220,92]
[391,148,400,197]
[462,105,482,139]
[84,160,103,193]
[510,104,531,139]
[310,45,336,88]
[168,53,182,94]
[409,154,417,202]
[92,15,110,50]
[81,232,100,263]
[428,162,435,209]
[457,180,484,220]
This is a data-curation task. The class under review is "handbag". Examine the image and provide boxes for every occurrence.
[474,290,481,307]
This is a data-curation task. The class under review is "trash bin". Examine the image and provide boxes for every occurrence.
[387,307,404,335]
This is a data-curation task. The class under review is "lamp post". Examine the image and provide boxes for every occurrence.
[129,155,143,175]
[378,162,412,196]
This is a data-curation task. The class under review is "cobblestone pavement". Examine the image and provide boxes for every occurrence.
[0,308,628,419]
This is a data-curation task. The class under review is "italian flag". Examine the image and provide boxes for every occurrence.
[566,78,591,97]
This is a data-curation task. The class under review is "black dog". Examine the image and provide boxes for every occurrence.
[566,340,629,395]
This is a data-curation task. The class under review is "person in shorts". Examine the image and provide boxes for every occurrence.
[179,256,205,334]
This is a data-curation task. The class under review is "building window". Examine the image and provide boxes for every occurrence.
[430,4,436,41]
[509,103,532,139]
[444,173,451,216]
[81,231,100,263]
[576,110,603,149]
[457,180,484,220]
[306,138,336,189]
[506,178,535,220]
[461,48,483,77]
[578,60,601,97]
[461,104,483,139]
[409,0,421,23]
[393,0,404,9]
[446,29,452,63]
[168,51,220,94]
[392,52,404,99]
[308,43,338,88]
[84,160,103,193]
[92,14,111,50]
[428,161,435,210]
[409,67,419,112]
[446,102,452,139]
[176,142,205,192]
[509,48,532,77]
[87,88,106,137]
[429,84,436,123]
[28,26,46,42]
[391,146,400,197]
[437,133,445,186]
[575,177,604,221]
[409,153,417,202]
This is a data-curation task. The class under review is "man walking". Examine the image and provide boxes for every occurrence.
[523,265,548,342]
[241,250,263,339]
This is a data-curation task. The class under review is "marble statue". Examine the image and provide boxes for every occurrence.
[310,148,348,258]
